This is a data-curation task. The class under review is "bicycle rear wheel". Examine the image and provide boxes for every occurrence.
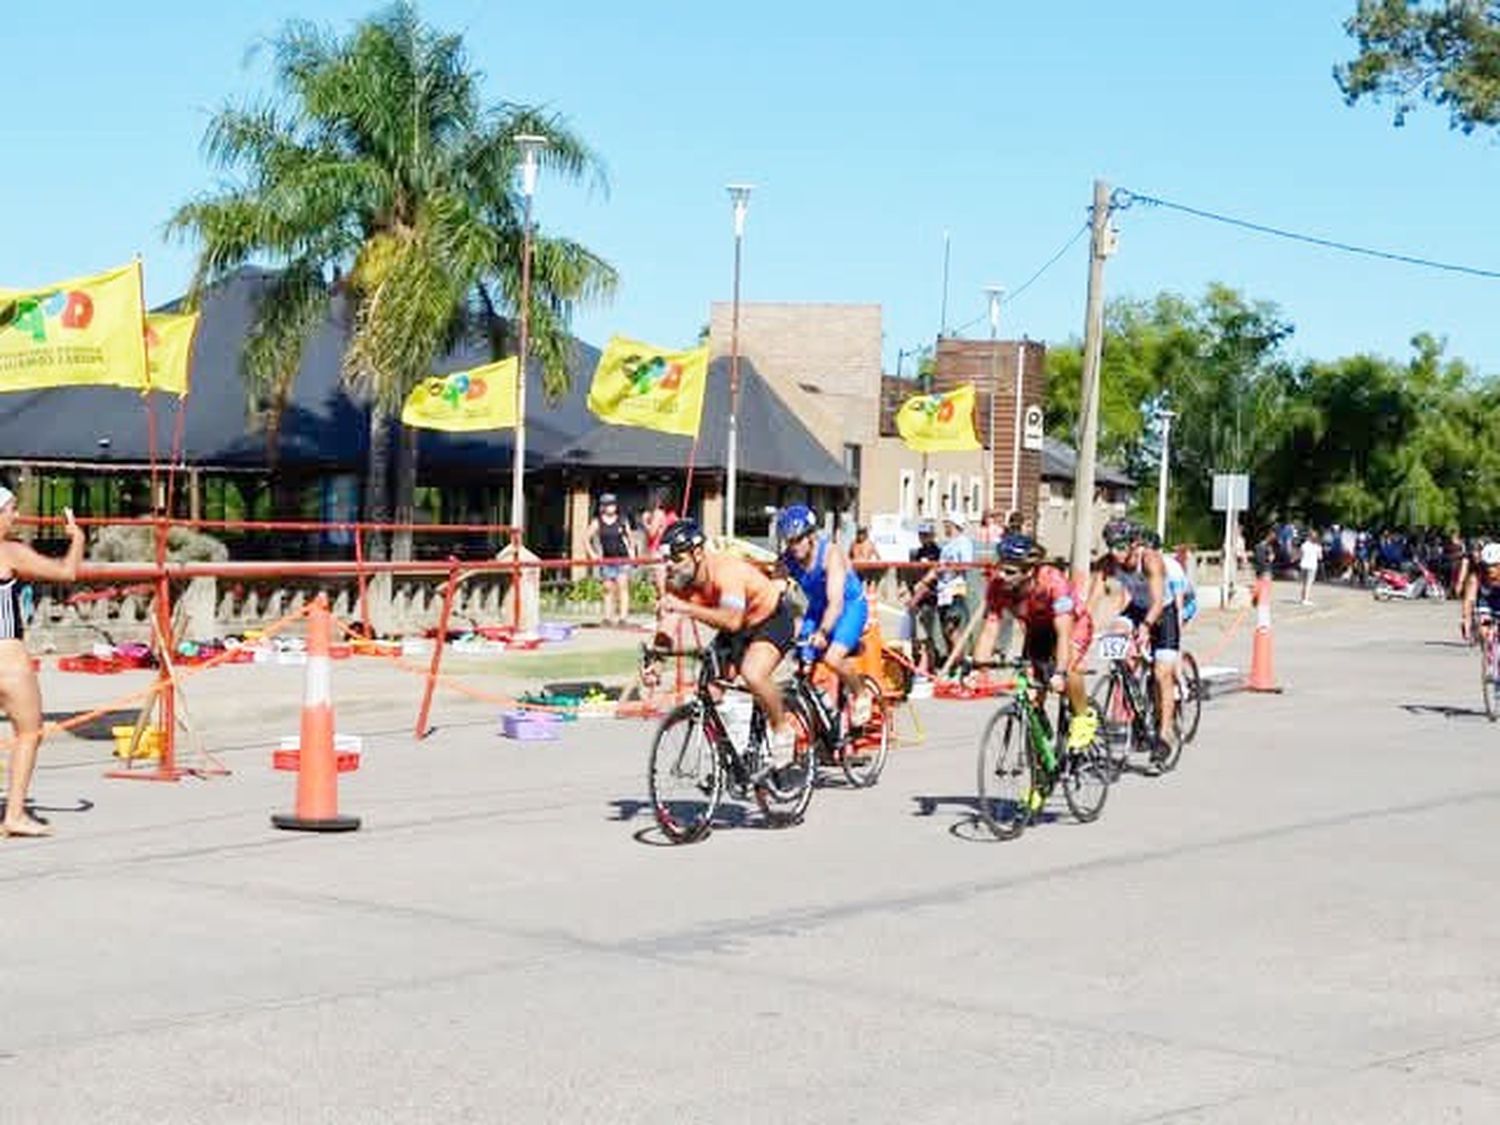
[1056,696,1109,822]
[755,698,816,826]
[840,675,892,788]
[648,704,724,844]
[976,705,1034,840]
[1175,652,1202,744]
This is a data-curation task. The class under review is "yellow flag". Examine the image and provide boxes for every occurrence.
[895,384,982,452]
[0,262,149,392]
[401,358,518,431]
[586,336,709,438]
[144,312,199,397]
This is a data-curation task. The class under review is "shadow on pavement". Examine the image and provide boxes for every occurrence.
[43,709,139,742]
[1399,703,1492,721]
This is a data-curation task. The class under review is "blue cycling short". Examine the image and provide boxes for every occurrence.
[802,596,868,654]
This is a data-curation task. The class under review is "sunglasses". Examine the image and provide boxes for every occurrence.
[995,565,1028,581]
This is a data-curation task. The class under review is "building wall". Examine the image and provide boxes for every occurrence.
[932,338,1046,523]
[1035,478,1132,558]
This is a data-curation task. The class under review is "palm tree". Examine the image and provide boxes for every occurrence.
[168,2,616,557]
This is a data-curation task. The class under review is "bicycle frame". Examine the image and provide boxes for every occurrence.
[1005,663,1062,777]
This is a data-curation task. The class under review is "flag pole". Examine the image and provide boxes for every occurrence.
[680,433,700,520]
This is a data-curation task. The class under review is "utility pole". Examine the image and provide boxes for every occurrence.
[1069,179,1116,585]
[1155,408,1176,542]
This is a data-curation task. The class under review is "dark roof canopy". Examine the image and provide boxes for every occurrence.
[1041,437,1134,489]
[0,267,851,489]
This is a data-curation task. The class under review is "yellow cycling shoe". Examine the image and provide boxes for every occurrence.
[1067,707,1100,751]
[1025,787,1045,813]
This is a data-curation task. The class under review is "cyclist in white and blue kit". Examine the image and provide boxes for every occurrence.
[776,505,873,725]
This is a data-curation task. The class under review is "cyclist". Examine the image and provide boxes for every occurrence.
[775,505,873,725]
[1460,541,1500,644]
[1145,531,1198,628]
[657,519,796,752]
[977,533,1098,751]
[1090,519,1179,764]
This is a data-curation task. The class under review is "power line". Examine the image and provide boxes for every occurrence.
[1117,189,1500,281]
[893,219,1091,366]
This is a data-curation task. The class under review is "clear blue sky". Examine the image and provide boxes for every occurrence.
[5,1,1497,376]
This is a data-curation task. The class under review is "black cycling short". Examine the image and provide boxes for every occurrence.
[713,596,795,672]
[1122,601,1182,659]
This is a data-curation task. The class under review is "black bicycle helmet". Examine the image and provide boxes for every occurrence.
[660,518,706,558]
[1102,518,1137,549]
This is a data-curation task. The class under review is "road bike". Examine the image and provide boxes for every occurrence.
[1478,616,1500,721]
[975,658,1110,841]
[645,642,815,844]
[786,646,891,788]
[1091,629,1185,779]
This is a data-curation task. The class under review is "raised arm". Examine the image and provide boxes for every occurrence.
[2,511,84,583]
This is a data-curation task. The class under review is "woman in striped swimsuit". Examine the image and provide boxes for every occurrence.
[0,487,84,838]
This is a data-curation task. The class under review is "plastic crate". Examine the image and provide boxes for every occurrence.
[500,710,560,741]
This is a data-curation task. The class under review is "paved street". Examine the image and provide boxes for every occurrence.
[4,585,1498,1123]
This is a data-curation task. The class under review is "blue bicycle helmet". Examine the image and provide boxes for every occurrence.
[775,504,818,545]
[996,533,1043,565]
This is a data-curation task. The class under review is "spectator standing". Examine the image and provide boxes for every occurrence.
[930,511,976,666]
[901,522,942,672]
[641,490,679,597]
[849,526,881,597]
[587,493,636,627]
[0,490,85,837]
[1298,529,1322,606]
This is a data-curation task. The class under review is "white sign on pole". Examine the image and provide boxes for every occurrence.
[1022,404,1044,452]
[1212,473,1250,512]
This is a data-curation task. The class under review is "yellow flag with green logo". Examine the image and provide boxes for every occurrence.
[895,383,982,452]
[401,357,518,431]
[0,262,149,392]
[144,312,199,397]
[586,336,709,438]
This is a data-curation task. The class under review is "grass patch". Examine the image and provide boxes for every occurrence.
[443,647,648,683]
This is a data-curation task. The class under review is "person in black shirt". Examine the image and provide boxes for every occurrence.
[587,493,637,627]
[901,522,942,671]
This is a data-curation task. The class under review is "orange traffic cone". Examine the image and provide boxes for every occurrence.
[1247,576,1282,693]
[272,594,361,831]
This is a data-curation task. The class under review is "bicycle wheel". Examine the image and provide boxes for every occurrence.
[1175,652,1203,744]
[648,704,724,844]
[1090,671,1133,782]
[1482,637,1499,722]
[1053,697,1109,822]
[976,705,1034,840]
[755,698,816,826]
[840,675,892,788]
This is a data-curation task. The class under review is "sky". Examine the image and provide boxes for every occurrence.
[4,0,1498,377]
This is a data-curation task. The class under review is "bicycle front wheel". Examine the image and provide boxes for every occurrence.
[755,698,816,826]
[1176,652,1202,744]
[976,705,1034,840]
[1482,639,1499,722]
[648,704,724,844]
[841,675,892,788]
[1090,671,1133,782]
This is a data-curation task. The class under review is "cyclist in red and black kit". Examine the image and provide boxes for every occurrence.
[1090,519,1179,764]
[976,534,1099,751]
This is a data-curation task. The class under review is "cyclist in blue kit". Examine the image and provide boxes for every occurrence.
[776,505,873,725]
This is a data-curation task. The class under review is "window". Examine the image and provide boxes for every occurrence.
[923,472,940,519]
[968,476,983,516]
[899,470,915,520]
[843,443,862,482]
[946,475,960,514]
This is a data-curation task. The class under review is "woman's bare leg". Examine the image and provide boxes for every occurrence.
[1,665,50,835]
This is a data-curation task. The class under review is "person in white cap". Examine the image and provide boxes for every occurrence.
[925,509,975,664]
[0,487,84,837]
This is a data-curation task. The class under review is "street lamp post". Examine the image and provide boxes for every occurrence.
[983,285,1004,517]
[724,183,752,540]
[1155,408,1176,542]
[510,133,549,538]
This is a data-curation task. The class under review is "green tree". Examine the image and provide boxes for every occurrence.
[168,2,616,556]
[1337,1,1500,132]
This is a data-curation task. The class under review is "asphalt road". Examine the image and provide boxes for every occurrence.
[3,584,1497,1123]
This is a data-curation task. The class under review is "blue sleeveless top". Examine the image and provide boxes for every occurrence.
[784,536,864,619]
